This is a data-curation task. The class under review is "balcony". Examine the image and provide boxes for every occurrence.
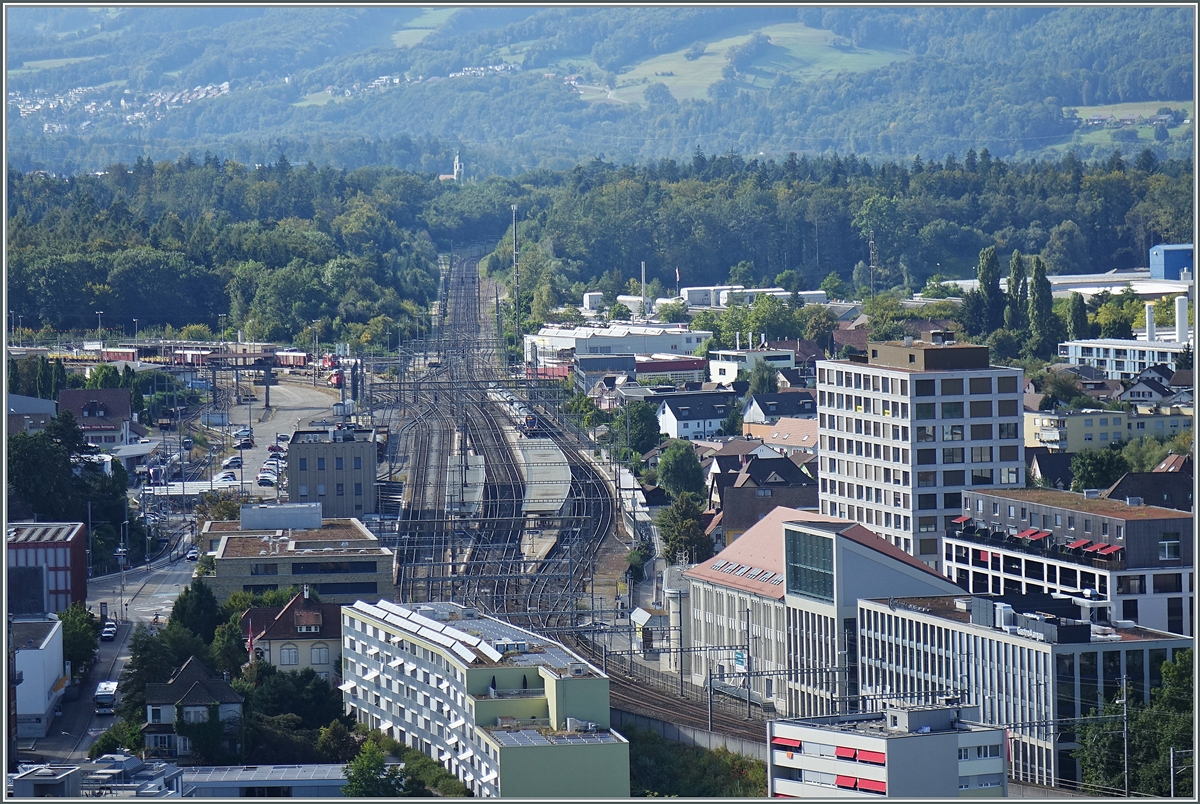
[1037,428,1067,443]
[949,527,1125,571]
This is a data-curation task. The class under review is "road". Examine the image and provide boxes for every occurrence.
[25,378,345,765]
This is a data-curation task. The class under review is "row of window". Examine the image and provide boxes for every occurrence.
[823,440,912,467]
[916,423,1019,441]
[275,645,330,665]
[915,399,1019,419]
[1074,347,1174,361]
[821,500,912,539]
[819,367,909,395]
[915,376,1019,396]
[296,455,365,471]
[820,414,909,441]
[295,483,364,496]
[820,392,910,419]
[918,446,1020,464]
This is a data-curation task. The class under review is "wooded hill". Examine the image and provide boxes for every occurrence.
[6,7,1194,174]
[6,146,1192,351]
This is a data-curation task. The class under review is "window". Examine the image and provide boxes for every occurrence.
[1000,467,1019,484]
[354,456,363,469]
[917,449,937,465]
[317,483,326,496]
[317,457,326,470]
[969,377,992,394]
[756,488,773,497]
[151,707,162,723]
[999,422,1018,439]
[998,445,1019,461]
[915,379,936,396]
[970,423,993,440]
[280,647,299,665]
[975,744,1000,758]
[943,447,965,464]
[355,482,363,496]
[918,494,938,510]
[972,469,994,485]
[299,458,308,471]
[785,528,834,602]
[969,400,992,417]
[970,446,992,462]
[915,403,936,420]
[942,378,964,395]
[336,483,345,496]
[312,646,330,664]
[251,563,278,576]
[943,424,965,441]
[944,492,962,510]
[943,470,965,486]
[916,425,936,442]
[918,471,938,487]
[997,375,1018,393]
[1154,573,1183,593]
[942,401,964,419]
[1117,575,1146,595]
[918,517,937,533]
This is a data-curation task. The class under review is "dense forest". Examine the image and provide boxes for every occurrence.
[6,145,1192,352]
[7,7,1193,174]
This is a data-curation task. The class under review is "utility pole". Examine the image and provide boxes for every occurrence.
[1121,675,1130,798]
[745,607,752,720]
[511,205,519,371]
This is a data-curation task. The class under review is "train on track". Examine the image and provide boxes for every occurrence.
[485,386,543,435]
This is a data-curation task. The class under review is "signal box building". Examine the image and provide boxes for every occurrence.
[286,426,378,518]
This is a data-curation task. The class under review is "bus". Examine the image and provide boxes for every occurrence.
[94,681,119,715]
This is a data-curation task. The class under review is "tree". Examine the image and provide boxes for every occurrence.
[656,299,689,323]
[656,440,706,499]
[195,489,244,526]
[1024,256,1057,358]
[342,740,409,797]
[1003,250,1028,333]
[819,272,850,302]
[746,359,779,397]
[317,719,359,763]
[117,624,176,721]
[656,491,711,565]
[1070,447,1130,492]
[1121,436,1169,473]
[611,401,662,456]
[58,601,99,680]
[1175,343,1192,370]
[1066,291,1091,340]
[608,301,633,321]
[170,578,223,644]
[975,246,1005,333]
[209,620,249,679]
[720,399,744,436]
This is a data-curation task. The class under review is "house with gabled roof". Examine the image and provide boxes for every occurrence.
[142,656,243,759]
[655,392,739,440]
[680,507,961,718]
[57,388,145,448]
[239,586,342,683]
[1117,376,1172,404]
[742,392,816,424]
[718,456,818,544]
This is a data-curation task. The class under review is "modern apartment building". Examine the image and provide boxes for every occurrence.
[203,504,394,605]
[681,507,961,719]
[524,323,712,363]
[1024,407,1193,453]
[709,347,795,384]
[341,600,629,798]
[817,340,1025,567]
[1057,295,1192,381]
[287,426,378,518]
[768,702,1008,798]
[856,592,1191,789]
[946,487,1194,634]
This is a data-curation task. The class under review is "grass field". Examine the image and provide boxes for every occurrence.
[1071,100,1193,120]
[14,55,98,71]
[595,22,908,105]
[294,91,343,107]
[390,29,433,47]
[391,7,459,47]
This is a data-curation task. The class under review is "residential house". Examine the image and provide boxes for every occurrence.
[742,392,816,424]
[1028,450,1075,491]
[655,392,740,440]
[1168,368,1192,392]
[1102,471,1192,513]
[240,587,342,682]
[58,388,144,448]
[1117,377,1171,404]
[743,416,819,457]
[143,656,244,759]
[1153,453,1193,475]
[717,456,818,544]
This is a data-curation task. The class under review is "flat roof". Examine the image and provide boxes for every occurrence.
[183,764,350,783]
[970,488,1192,521]
[510,435,571,515]
[491,728,623,748]
[862,595,1188,643]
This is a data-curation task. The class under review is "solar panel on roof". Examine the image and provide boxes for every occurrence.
[722,564,739,573]
[734,566,751,576]
[710,559,727,570]
[745,568,762,580]
[758,572,775,583]
[771,577,784,585]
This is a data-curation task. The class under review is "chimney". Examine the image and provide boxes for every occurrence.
[1175,295,1189,344]
[735,332,741,350]
[1145,302,1156,343]
[303,583,310,599]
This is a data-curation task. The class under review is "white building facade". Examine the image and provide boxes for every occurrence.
[13,619,65,738]
[524,323,712,364]
[817,341,1024,568]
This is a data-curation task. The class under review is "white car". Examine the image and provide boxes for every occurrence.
[221,456,242,469]
[215,472,238,482]
[185,548,200,561]
[233,428,253,439]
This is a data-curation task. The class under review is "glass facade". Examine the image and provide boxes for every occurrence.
[785,527,834,602]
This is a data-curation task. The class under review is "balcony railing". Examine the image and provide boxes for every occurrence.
[948,527,1126,571]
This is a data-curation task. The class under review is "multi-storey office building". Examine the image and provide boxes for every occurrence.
[6,522,88,613]
[341,600,629,798]
[946,487,1194,635]
[856,592,1191,789]
[768,702,1007,798]
[203,505,394,606]
[287,427,377,519]
[682,507,962,719]
[817,340,1025,567]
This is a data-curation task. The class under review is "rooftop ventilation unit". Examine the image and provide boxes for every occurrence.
[568,662,587,677]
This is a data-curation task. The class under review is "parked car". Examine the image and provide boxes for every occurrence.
[276,432,291,444]
[256,477,276,487]
[221,456,242,469]
[215,472,238,482]
[100,626,116,641]
[233,428,253,439]
[234,438,255,450]
[261,459,284,470]
[185,548,200,561]
[267,444,286,453]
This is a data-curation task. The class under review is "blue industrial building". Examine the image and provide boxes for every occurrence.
[1149,243,1193,279]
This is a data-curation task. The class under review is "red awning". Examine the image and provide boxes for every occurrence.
[1016,528,1039,538]
[951,515,971,524]
[1027,531,1049,540]
[858,778,887,793]
[1083,543,1106,553]
[771,737,802,748]
[835,746,857,759]
[857,749,886,765]
[1066,539,1091,549]
[1099,544,1124,555]
[835,776,858,789]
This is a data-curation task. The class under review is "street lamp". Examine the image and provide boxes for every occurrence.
[96,310,104,341]
[17,315,23,348]
[133,318,138,349]
[312,320,320,387]
[511,205,520,368]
